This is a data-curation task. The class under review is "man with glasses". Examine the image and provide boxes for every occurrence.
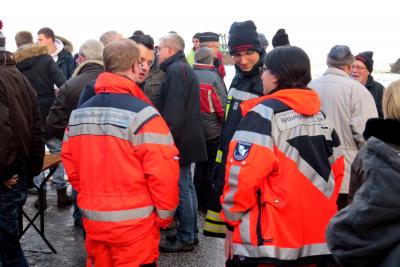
[156,33,207,253]
[199,32,226,79]
[351,51,385,118]
[203,20,265,239]
[308,45,378,210]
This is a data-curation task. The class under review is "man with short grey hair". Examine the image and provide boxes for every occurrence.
[193,47,226,212]
[99,30,123,46]
[308,45,378,210]
[157,33,207,252]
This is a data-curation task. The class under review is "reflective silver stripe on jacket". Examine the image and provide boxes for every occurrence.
[228,88,259,101]
[130,106,159,133]
[130,133,174,146]
[232,131,273,149]
[222,165,246,221]
[156,208,176,219]
[80,205,154,222]
[252,104,274,121]
[233,243,331,260]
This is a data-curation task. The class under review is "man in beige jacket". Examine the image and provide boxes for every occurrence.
[308,45,378,210]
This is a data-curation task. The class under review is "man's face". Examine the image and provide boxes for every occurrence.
[192,38,200,49]
[351,59,369,85]
[205,41,219,58]
[157,41,172,64]
[37,33,53,48]
[133,44,155,83]
[232,50,260,72]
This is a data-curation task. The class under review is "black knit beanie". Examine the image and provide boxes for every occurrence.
[199,32,219,43]
[272,29,290,48]
[228,20,262,55]
[355,51,374,73]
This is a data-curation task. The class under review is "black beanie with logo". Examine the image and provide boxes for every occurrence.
[228,20,262,55]
[355,51,374,73]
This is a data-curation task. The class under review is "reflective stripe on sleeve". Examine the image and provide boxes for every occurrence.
[232,130,273,149]
[228,88,259,101]
[156,208,176,219]
[222,165,246,221]
[80,205,154,222]
[215,149,223,163]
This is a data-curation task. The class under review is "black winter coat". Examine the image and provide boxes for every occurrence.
[15,44,66,130]
[57,48,76,80]
[157,51,207,164]
[327,119,400,267]
[0,52,45,184]
[47,61,104,140]
[365,75,385,118]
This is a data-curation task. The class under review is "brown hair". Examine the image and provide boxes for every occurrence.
[15,31,33,47]
[37,27,55,41]
[103,39,139,73]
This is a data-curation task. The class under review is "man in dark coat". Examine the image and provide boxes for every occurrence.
[0,30,45,266]
[37,27,75,79]
[351,51,385,118]
[14,30,71,208]
[156,33,207,252]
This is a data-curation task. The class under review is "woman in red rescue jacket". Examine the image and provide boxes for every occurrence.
[221,46,344,267]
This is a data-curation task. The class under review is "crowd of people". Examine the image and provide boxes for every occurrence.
[1,17,399,267]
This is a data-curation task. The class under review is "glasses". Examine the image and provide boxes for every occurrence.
[232,50,255,60]
[351,65,367,71]
[258,65,269,75]
[157,46,169,52]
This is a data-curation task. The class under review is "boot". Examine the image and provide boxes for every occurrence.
[34,193,48,209]
[57,188,73,208]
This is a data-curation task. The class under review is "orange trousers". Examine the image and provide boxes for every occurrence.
[85,227,160,267]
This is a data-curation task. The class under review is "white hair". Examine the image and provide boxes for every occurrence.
[159,33,185,52]
[79,39,104,61]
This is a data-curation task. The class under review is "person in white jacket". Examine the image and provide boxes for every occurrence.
[308,45,378,210]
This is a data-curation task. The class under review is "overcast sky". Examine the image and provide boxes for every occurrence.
[2,0,399,68]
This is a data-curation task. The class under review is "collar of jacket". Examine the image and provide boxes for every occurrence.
[0,51,16,66]
[94,72,152,105]
[193,63,215,71]
[240,88,320,117]
[72,60,104,78]
[364,118,400,146]
[365,74,377,89]
[324,67,350,77]
[14,44,49,63]
[159,51,186,71]
[234,49,266,78]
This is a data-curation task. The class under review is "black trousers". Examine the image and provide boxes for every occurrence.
[193,137,220,211]
[0,180,29,267]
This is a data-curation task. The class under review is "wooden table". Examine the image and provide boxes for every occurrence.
[18,153,61,253]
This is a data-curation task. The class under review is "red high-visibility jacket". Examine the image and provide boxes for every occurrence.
[221,89,344,265]
[61,72,180,246]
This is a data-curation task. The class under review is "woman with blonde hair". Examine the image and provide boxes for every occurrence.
[327,80,400,267]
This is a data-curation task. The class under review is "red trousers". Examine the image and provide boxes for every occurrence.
[85,226,160,267]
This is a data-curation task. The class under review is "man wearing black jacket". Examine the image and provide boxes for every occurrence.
[156,33,207,252]
[0,27,45,266]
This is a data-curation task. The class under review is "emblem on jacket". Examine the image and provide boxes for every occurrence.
[234,141,252,161]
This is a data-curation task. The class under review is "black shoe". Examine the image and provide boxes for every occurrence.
[159,239,194,253]
[74,218,83,228]
[194,237,199,245]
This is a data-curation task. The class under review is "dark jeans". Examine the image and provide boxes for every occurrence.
[176,163,198,243]
[194,137,219,211]
[0,180,29,267]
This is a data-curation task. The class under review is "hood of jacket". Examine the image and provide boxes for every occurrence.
[94,72,152,105]
[241,88,320,116]
[52,39,64,58]
[0,51,16,66]
[14,44,49,65]
[71,60,104,78]
[56,35,74,54]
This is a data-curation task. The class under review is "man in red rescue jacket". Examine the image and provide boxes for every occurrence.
[61,39,179,267]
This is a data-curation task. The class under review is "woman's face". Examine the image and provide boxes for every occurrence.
[261,68,278,95]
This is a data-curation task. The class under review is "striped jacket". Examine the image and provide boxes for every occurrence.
[61,72,179,245]
[221,89,344,265]
[204,58,264,238]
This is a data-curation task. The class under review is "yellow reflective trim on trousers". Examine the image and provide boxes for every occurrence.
[215,149,223,164]
[225,96,232,120]
[203,222,227,234]
[206,210,224,222]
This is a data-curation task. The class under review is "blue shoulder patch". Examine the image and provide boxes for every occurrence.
[234,141,252,161]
